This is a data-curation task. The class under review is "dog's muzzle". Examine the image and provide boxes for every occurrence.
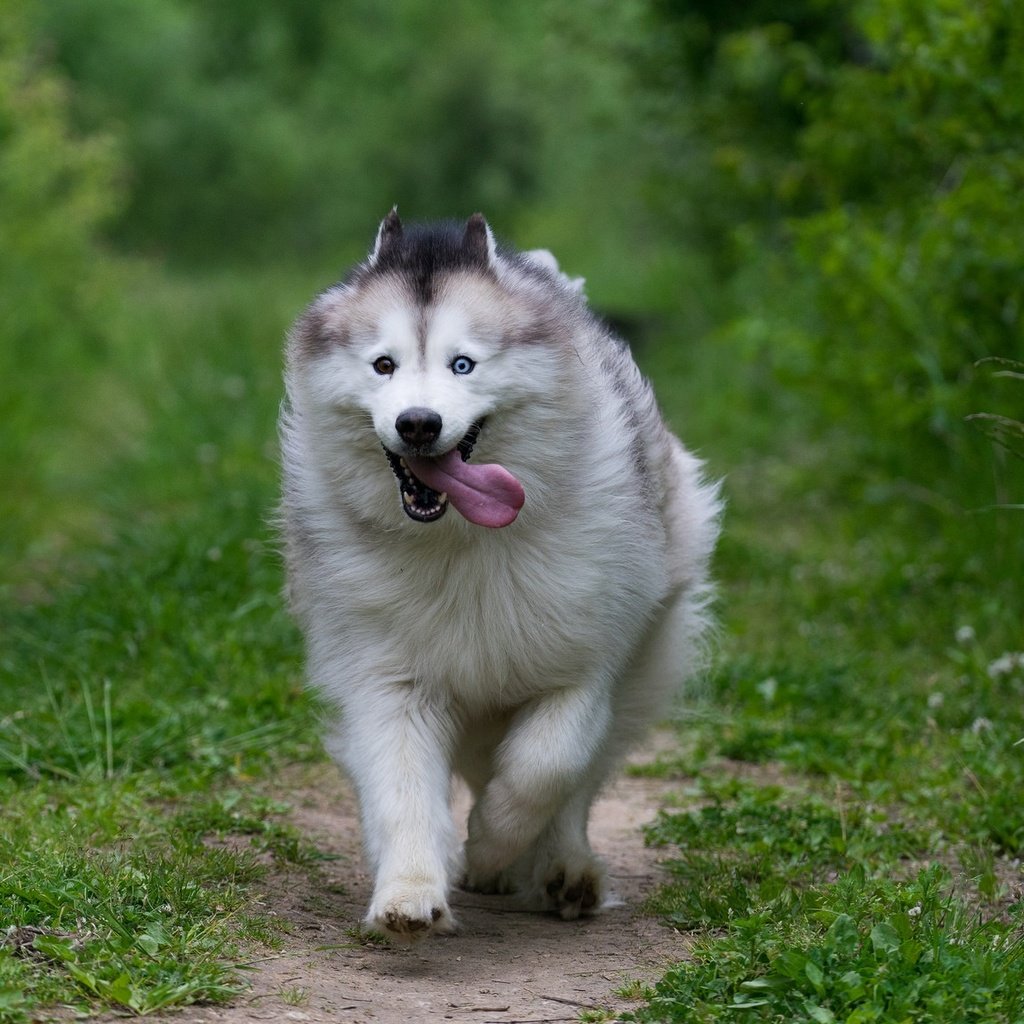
[384,422,483,523]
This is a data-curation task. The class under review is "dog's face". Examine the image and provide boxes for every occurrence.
[322,274,520,459]
[287,214,580,527]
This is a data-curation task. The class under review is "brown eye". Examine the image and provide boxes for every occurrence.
[372,356,396,376]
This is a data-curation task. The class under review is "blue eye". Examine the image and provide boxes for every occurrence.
[451,356,475,375]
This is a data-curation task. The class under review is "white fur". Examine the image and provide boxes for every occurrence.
[524,248,587,294]
[280,226,721,942]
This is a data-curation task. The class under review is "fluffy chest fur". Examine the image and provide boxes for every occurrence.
[288,475,669,709]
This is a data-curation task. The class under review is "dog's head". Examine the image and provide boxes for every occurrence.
[286,212,587,528]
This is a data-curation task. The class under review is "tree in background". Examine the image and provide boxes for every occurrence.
[0,1,123,545]
[644,0,1024,503]
[12,0,1023,512]
[27,0,681,305]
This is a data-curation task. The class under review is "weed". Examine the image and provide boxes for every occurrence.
[616,978,654,1001]
[631,868,1024,1023]
[280,985,309,1006]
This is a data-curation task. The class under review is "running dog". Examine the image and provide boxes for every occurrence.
[280,211,720,940]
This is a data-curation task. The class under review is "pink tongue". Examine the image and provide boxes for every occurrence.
[407,450,525,528]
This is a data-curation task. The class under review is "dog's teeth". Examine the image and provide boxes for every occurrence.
[402,492,413,506]
[439,492,448,504]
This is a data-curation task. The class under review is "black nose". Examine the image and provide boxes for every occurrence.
[395,407,443,447]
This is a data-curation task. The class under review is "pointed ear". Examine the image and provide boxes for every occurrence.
[463,212,497,267]
[369,206,403,264]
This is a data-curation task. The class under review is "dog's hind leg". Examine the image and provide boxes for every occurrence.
[325,684,460,942]
[462,682,611,896]
[514,782,609,919]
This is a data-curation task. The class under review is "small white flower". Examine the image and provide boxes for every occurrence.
[908,905,922,918]
[987,653,1024,678]
[971,717,993,734]
[956,625,976,644]
[927,692,944,709]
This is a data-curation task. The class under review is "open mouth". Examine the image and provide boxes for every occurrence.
[384,422,483,523]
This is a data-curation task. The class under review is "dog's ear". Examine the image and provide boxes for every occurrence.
[463,213,497,268]
[369,207,403,265]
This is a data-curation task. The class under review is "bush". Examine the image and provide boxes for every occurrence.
[0,1,124,558]
[644,0,1024,498]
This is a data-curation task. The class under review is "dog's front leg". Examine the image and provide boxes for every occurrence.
[463,682,611,905]
[326,684,459,942]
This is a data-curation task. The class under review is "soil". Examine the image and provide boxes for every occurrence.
[134,736,693,1024]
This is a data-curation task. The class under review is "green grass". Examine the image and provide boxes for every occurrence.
[623,340,1024,1022]
[0,774,321,1019]
[632,865,1023,1023]
[628,578,1024,1024]
[0,266,324,1021]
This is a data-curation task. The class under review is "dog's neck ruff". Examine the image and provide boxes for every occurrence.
[384,424,525,528]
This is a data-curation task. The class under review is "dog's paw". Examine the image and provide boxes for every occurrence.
[539,855,606,920]
[366,881,456,943]
[460,862,516,895]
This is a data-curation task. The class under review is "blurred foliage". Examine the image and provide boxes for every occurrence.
[27,0,665,285]
[644,0,1024,496]
[0,2,124,554]
[2,0,1022,545]
[30,0,541,259]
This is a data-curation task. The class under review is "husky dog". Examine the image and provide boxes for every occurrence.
[280,211,720,941]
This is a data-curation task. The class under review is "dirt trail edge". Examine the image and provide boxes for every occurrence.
[176,738,691,1024]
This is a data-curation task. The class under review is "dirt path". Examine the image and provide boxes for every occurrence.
[167,740,691,1024]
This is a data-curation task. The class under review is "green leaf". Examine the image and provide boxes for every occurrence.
[739,977,785,991]
[0,987,29,1012]
[100,972,133,1006]
[870,922,901,955]
[137,921,168,955]
[837,971,865,999]
[824,913,858,953]
[846,1008,882,1024]
[805,959,825,992]
[30,936,75,963]
[774,950,808,979]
